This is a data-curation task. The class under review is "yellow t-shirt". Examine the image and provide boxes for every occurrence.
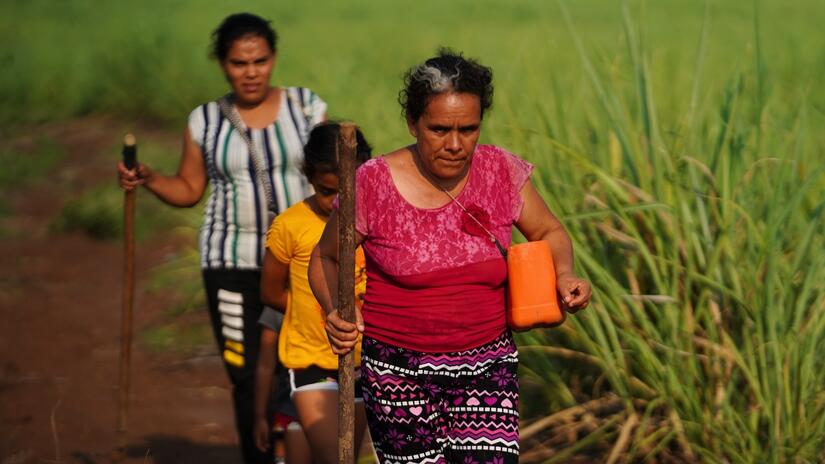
[266,200,364,370]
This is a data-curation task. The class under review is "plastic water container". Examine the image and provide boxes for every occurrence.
[507,240,564,330]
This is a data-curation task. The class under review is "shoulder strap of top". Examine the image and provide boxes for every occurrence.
[286,87,313,129]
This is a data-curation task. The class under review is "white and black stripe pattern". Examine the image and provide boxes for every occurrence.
[217,288,245,343]
[189,87,327,270]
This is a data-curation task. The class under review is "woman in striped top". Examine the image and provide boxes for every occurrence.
[118,13,325,463]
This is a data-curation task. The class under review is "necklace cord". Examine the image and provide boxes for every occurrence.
[440,182,508,259]
[413,146,507,259]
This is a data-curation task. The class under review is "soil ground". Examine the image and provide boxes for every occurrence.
[0,117,261,463]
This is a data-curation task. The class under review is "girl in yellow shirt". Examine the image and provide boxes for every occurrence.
[255,122,371,462]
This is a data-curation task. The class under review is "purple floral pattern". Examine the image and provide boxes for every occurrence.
[385,428,408,451]
[490,365,514,388]
[402,350,421,369]
[487,453,505,464]
[362,333,519,463]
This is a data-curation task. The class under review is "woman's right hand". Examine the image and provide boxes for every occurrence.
[117,161,151,192]
[324,307,364,355]
[253,416,270,452]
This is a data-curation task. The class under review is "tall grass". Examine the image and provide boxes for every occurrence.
[3,1,823,149]
[510,2,825,462]
[3,0,824,461]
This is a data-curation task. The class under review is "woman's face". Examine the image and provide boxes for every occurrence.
[407,92,482,181]
[221,34,275,107]
[311,172,339,216]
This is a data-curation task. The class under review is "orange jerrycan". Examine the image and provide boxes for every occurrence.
[507,240,564,331]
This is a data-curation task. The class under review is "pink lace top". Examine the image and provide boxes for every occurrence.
[356,145,533,275]
[353,144,534,352]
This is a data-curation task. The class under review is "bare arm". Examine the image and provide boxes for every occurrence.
[308,211,365,354]
[117,127,207,207]
[260,250,289,311]
[515,180,591,311]
[253,327,278,452]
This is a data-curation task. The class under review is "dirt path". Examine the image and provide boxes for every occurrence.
[0,118,238,464]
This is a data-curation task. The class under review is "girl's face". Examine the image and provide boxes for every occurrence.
[311,172,339,216]
[220,34,275,107]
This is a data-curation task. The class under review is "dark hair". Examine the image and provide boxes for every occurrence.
[398,47,494,122]
[211,13,277,61]
[302,122,373,180]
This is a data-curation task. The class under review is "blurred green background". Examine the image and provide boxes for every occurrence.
[2,0,824,462]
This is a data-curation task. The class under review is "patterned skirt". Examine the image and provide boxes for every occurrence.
[361,331,519,463]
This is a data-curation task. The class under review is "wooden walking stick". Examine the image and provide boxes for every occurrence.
[336,123,357,464]
[114,134,137,459]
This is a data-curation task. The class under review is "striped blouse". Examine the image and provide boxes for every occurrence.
[188,87,327,270]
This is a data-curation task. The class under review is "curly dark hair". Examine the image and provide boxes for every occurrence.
[211,13,277,61]
[398,48,494,122]
[302,122,373,180]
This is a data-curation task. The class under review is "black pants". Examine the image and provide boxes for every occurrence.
[203,269,272,464]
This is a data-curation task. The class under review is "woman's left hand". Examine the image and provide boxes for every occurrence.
[557,273,591,313]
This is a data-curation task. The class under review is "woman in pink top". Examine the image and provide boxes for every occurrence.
[309,49,591,463]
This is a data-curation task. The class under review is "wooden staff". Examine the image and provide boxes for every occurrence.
[115,134,137,456]
[336,123,357,463]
